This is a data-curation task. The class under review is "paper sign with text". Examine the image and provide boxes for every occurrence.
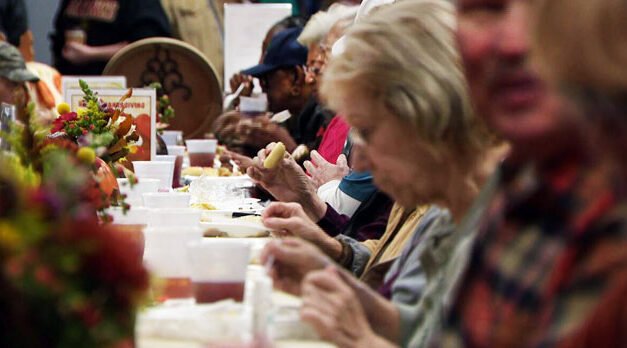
[66,88,157,161]
[62,76,127,100]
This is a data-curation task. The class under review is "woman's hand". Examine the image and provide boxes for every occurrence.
[303,150,350,188]
[262,202,343,259]
[260,238,331,295]
[301,266,397,348]
[247,143,327,220]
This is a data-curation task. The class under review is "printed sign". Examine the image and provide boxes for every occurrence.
[66,88,157,161]
[62,76,127,101]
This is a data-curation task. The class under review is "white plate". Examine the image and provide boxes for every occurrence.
[200,221,270,238]
[184,174,252,183]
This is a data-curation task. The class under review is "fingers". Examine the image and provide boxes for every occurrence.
[310,150,329,166]
[303,160,316,175]
[336,154,348,169]
[262,202,298,219]
[304,266,347,292]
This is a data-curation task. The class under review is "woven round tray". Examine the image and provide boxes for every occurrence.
[104,37,222,139]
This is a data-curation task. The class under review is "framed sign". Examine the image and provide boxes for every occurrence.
[66,88,157,161]
[62,76,127,100]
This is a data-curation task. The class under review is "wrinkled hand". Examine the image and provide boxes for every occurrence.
[212,111,242,145]
[62,42,95,64]
[260,238,331,295]
[236,116,297,151]
[229,73,254,97]
[221,149,253,171]
[263,202,342,258]
[301,266,393,348]
[247,143,326,220]
[304,150,349,188]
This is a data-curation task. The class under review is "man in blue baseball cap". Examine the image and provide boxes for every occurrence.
[235,27,334,159]
[241,27,312,118]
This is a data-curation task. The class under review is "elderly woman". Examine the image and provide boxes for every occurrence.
[258,0,507,346]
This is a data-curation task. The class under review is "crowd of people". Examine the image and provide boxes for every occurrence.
[0,0,625,347]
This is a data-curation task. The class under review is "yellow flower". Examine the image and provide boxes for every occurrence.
[56,102,71,115]
[77,147,96,165]
[0,222,21,251]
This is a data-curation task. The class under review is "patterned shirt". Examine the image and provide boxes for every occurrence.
[440,155,627,347]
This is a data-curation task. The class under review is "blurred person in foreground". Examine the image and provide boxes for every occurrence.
[532,0,627,190]
[429,0,627,346]
[52,0,172,75]
[257,2,507,346]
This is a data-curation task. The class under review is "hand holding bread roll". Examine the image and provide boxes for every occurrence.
[263,142,286,169]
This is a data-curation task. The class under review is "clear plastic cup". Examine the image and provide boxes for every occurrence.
[117,178,160,206]
[187,239,251,303]
[144,226,203,301]
[166,145,185,187]
[154,155,180,189]
[161,130,184,146]
[239,96,268,118]
[106,206,150,258]
[132,161,175,191]
[186,139,217,167]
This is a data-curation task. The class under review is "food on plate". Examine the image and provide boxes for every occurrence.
[182,166,241,177]
[176,185,190,192]
[191,202,217,210]
[234,215,262,223]
[263,142,286,169]
[182,166,204,176]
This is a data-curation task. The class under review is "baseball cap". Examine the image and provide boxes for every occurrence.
[241,27,308,78]
[0,42,39,82]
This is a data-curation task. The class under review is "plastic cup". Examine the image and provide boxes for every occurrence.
[161,130,183,146]
[146,208,200,227]
[65,29,86,44]
[239,96,268,118]
[166,145,185,187]
[142,192,191,209]
[186,139,217,167]
[187,240,251,303]
[143,226,203,301]
[154,155,180,189]
[117,178,160,206]
[106,206,150,258]
[133,161,174,191]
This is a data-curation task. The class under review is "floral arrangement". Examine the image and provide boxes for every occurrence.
[0,102,149,347]
[150,82,176,130]
[51,80,139,165]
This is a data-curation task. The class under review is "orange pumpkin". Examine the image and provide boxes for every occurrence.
[95,157,119,196]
